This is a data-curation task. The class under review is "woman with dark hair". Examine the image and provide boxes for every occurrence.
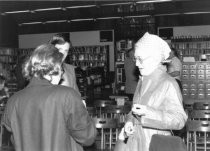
[49,33,80,94]
[2,44,97,151]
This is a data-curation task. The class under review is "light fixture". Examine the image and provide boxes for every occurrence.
[97,16,121,20]
[66,5,96,9]
[45,20,67,23]
[71,18,94,22]
[101,2,132,6]
[183,11,210,15]
[34,7,62,12]
[136,0,173,3]
[21,22,42,25]
[4,10,30,14]
[124,15,151,18]
[154,13,181,16]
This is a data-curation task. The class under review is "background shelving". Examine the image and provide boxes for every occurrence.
[68,45,110,100]
[68,45,109,70]
[171,36,210,61]
[0,47,17,79]
[171,36,210,104]
[114,40,134,94]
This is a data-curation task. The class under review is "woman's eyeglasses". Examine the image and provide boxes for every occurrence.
[133,57,143,64]
[133,56,151,64]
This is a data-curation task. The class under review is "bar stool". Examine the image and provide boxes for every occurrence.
[103,105,131,125]
[186,120,210,151]
[189,110,210,121]
[193,102,210,110]
[183,102,193,114]
[87,107,97,118]
[109,95,129,106]
[93,118,119,150]
[0,124,14,151]
[94,100,116,117]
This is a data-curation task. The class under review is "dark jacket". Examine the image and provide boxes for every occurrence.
[62,63,80,95]
[2,77,97,151]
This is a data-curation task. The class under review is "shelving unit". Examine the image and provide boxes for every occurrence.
[171,36,210,104]
[0,47,17,79]
[0,47,19,96]
[114,40,133,94]
[171,36,210,61]
[68,45,110,99]
[181,61,210,100]
[69,45,109,70]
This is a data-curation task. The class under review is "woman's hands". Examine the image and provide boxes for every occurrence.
[132,104,147,116]
[122,104,148,138]
[124,121,134,137]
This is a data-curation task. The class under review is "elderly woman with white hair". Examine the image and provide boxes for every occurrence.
[116,32,187,151]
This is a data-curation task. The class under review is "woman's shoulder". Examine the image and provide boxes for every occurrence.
[160,72,177,86]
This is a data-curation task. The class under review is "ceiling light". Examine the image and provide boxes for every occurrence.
[35,7,62,12]
[124,15,151,18]
[66,5,96,9]
[97,17,121,20]
[183,11,210,15]
[101,2,132,6]
[136,0,172,3]
[45,20,66,23]
[4,10,30,14]
[154,13,181,16]
[71,18,94,22]
[21,22,42,25]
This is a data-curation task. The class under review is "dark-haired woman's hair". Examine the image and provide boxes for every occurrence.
[171,47,180,58]
[126,48,134,58]
[0,75,6,84]
[23,44,63,80]
[49,33,70,45]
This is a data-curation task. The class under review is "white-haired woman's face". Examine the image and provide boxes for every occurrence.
[134,46,161,76]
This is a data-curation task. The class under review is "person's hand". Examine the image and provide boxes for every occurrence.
[59,72,70,87]
[82,100,86,108]
[132,104,147,116]
[118,127,126,140]
[124,121,134,137]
